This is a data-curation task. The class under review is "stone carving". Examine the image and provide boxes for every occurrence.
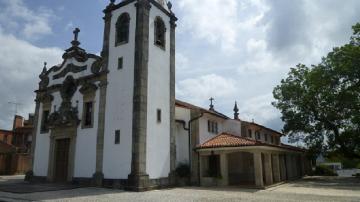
[60,76,77,101]
[39,92,54,103]
[39,62,49,89]
[91,58,104,75]
[48,76,80,128]
[80,82,98,95]
[53,64,87,80]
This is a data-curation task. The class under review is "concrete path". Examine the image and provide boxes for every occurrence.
[0,176,359,201]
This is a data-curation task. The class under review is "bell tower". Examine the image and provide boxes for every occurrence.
[101,0,177,191]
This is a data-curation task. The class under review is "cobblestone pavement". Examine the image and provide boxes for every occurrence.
[0,176,359,202]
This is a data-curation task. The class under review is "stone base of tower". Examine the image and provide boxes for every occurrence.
[125,173,153,192]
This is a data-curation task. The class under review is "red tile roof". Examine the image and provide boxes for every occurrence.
[196,132,306,152]
[197,133,260,149]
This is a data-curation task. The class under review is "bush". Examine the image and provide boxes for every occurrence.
[175,164,191,178]
[314,165,338,176]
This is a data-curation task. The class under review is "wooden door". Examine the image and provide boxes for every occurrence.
[54,138,70,182]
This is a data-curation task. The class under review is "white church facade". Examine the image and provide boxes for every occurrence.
[28,0,311,191]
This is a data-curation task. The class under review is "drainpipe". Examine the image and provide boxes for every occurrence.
[175,111,204,184]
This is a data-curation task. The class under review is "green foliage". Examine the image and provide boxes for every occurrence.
[273,23,360,159]
[175,164,191,178]
[314,165,338,176]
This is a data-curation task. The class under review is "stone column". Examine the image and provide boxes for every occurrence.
[279,154,287,181]
[285,154,293,180]
[92,80,108,186]
[263,153,273,185]
[219,153,228,186]
[168,13,177,185]
[253,152,264,188]
[127,0,151,191]
[25,96,40,181]
[272,154,281,183]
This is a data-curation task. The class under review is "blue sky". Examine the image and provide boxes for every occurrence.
[1,0,360,136]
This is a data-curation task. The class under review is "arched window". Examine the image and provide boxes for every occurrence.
[116,13,130,46]
[154,16,166,48]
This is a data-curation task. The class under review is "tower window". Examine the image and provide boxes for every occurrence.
[115,130,120,144]
[157,109,162,123]
[41,110,50,133]
[118,57,123,69]
[83,101,94,128]
[154,16,166,48]
[116,13,130,46]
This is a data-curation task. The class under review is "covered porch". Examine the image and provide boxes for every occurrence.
[196,134,308,188]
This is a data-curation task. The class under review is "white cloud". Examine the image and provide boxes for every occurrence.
[0,30,63,129]
[176,74,237,106]
[176,0,267,52]
[0,0,54,40]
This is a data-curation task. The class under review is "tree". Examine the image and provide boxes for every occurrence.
[273,23,360,159]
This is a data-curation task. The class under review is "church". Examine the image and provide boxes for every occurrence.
[28,0,311,191]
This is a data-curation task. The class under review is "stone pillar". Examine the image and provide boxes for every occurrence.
[127,0,151,191]
[92,80,108,186]
[219,153,228,186]
[263,153,273,185]
[253,152,264,188]
[279,154,287,181]
[168,13,177,185]
[272,154,281,183]
[285,154,293,180]
[26,96,41,181]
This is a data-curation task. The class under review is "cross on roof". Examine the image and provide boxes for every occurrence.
[73,28,80,41]
[209,97,215,111]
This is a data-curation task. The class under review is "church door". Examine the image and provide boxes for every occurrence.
[54,138,70,182]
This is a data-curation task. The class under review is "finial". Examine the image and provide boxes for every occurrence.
[209,97,215,111]
[71,28,81,47]
[233,101,239,120]
[167,1,173,10]
[41,62,47,74]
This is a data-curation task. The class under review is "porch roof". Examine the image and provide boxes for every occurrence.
[196,132,306,152]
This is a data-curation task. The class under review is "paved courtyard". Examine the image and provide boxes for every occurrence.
[0,176,359,202]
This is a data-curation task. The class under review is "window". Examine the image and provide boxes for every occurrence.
[116,13,130,46]
[41,110,50,133]
[271,135,274,144]
[115,130,120,144]
[265,134,268,142]
[207,120,218,134]
[154,17,166,48]
[83,102,93,127]
[255,131,260,140]
[118,57,123,69]
[248,129,252,138]
[157,109,162,123]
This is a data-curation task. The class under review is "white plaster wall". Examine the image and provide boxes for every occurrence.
[223,120,241,136]
[33,103,50,176]
[146,5,171,179]
[175,107,191,166]
[102,2,137,179]
[72,86,99,178]
[198,114,225,144]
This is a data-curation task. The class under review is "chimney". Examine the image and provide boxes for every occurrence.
[13,115,24,130]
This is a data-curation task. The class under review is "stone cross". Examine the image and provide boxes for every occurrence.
[73,28,80,41]
[209,97,215,111]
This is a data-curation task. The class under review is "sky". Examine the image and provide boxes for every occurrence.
[0,0,360,135]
